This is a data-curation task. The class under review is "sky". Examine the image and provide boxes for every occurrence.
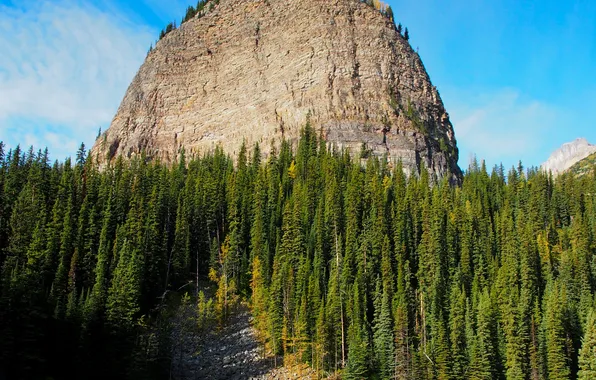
[0,0,594,171]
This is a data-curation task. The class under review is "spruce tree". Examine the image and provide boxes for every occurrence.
[373,283,395,379]
[579,310,596,379]
[544,281,571,379]
[449,277,468,379]
[345,280,368,379]
[106,239,144,330]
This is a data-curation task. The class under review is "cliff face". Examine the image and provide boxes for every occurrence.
[91,0,461,181]
[541,138,596,176]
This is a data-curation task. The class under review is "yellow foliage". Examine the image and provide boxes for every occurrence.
[220,236,230,263]
[250,258,266,314]
[383,175,391,191]
[208,267,218,283]
[214,274,239,324]
[288,160,297,179]
[372,0,388,12]
[250,256,269,340]
[197,290,215,330]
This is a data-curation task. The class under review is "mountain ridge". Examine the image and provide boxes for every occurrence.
[541,137,596,176]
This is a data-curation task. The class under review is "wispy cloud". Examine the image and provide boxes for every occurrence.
[0,0,154,160]
[446,89,560,171]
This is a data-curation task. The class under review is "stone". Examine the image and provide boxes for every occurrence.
[541,138,596,176]
[91,0,461,182]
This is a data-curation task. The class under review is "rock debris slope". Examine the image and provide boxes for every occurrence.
[91,0,461,181]
[541,138,596,176]
[172,305,313,380]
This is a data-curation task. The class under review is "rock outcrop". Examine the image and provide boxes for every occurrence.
[91,0,461,181]
[541,138,596,176]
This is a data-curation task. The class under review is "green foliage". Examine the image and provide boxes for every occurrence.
[345,281,369,379]
[373,283,395,379]
[579,310,596,379]
[158,21,177,41]
[544,281,571,379]
[568,151,596,177]
[196,290,215,330]
[404,99,426,133]
[3,130,596,379]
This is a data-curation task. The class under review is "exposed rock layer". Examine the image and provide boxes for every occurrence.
[91,0,461,181]
[541,138,596,176]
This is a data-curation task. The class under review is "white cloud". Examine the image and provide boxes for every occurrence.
[446,89,560,170]
[0,0,155,160]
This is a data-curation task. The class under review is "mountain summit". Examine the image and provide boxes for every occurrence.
[541,138,596,176]
[91,0,461,181]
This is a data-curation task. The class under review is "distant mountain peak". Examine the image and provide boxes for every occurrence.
[541,138,596,176]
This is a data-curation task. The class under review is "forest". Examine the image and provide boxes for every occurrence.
[1,126,596,379]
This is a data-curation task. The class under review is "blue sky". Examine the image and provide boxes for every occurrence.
[0,0,594,170]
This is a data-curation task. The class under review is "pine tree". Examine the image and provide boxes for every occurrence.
[268,257,284,356]
[326,236,346,371]
[393,255,411,380]
[250,255,269,343]
[449,277,468,379]
[470,289,496,379]
[170,191,191,287]
[3,125,596,379]
[579,310,596,379]
[373,283,395,379]
[106,238,144,330]
[345,280,369,379]
[314,300,328,373]
[85,190,116,325]
[544,281,571,380]
[51,196,76,319]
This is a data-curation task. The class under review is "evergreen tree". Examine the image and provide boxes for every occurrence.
[470,289,497,379]
[544,281,571,379]
[2,128,596,379]
[579,310,596,379]
[449,276,468,379]
[106,239,144,330]
[345,280,369,379]
[373,282,395,379]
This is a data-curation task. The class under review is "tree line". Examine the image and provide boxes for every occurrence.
[2,126,596,379]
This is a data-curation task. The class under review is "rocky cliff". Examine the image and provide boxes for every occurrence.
[541,138,596,176]
[91,0,461,181]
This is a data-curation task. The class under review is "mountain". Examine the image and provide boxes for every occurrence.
[90,0,461,181]
[541,138,596,176]
[568,151,596,177]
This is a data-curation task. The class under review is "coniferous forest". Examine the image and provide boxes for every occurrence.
[2,127,596,379]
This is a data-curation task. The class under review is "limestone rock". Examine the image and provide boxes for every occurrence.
[91,0,461,181]
[541,138,596,176]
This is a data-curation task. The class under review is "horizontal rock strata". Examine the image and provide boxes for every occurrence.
[92,0,461,181]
